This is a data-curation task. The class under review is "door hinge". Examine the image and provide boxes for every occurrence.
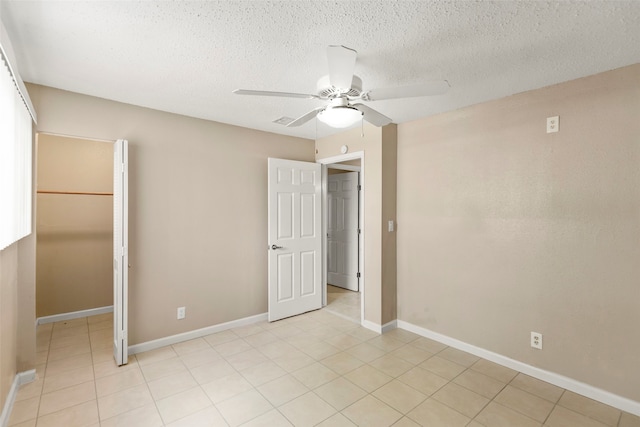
[357,272,361,278]
[358,184,362,191]
[358,229,361,234]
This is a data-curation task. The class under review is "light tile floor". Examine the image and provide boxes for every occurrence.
[325,285,360,322]
[9,310,640,426]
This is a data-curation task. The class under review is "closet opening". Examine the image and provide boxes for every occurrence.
[35,133,115,322]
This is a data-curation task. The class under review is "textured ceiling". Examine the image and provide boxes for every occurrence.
[2,1,639,139]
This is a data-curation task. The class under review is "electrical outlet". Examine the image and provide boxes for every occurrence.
[546,116,559,133]
[177,306,186,320]
[531,331,542,349]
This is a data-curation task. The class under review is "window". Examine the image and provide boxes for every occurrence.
[0,38,34,250]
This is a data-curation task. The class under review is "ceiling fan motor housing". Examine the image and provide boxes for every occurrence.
[317,75,362,98]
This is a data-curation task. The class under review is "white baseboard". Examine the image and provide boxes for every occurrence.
[361,319,396,334]
[16,370,35,385]
[0,370,36,427]
[362,319,381,333]
[128,313,268,355]
[381,320,397,333]
[37,306,113,325]
[397,320,640,417]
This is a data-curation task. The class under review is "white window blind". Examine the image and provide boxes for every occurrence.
[0,50,32,250]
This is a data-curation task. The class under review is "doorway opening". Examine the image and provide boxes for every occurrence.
[35,133,129,366]
[35,133,115,320]
[319,151,365,325]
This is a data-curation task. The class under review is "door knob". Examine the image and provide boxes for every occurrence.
[271,244,283,250]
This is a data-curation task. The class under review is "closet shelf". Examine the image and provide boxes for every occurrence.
[37,190,113,196]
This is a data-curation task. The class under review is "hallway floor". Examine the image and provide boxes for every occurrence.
[8,310,640,426]
[325,285,360,322]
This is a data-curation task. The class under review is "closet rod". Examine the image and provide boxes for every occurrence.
[37,190,113,196]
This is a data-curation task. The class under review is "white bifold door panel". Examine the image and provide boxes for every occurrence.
[113,139,128,366]
[327,171,359,291]
[268,158,322,322]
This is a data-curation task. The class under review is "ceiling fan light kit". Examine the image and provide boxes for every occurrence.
[317,105,363,128]
[233,45,449,129]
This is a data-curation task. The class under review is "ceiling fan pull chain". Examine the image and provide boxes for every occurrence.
[361,116,364,138]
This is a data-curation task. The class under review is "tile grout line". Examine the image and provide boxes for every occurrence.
[543,389,568,426]
[33,319,54,424]
[87,316,102,426]
[26,325,50,425]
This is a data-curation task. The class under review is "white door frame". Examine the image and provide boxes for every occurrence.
[318,151,365,325]
[326,170,360,291]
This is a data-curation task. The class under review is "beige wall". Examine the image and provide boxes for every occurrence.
[27,84,315,345]
[396,64,640,401]
[36,134,114,317]
[316,124,398,325]
[0,148,36,414]
[381,125,397,324]
[17,232,36,373]
[0,243,18,416]
[0,236,34,414]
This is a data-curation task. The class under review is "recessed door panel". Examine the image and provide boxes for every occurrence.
[328,195,336,231]
[344,194,357,230]
[277,192,293,239]
[277,167,293,184]
[328,240,337,274]
[301,170,315,185]
[300,251,316,296]
[337,198,345,231]
[277,253,294,301]
[300,193,315,238]
[337,241,345,276]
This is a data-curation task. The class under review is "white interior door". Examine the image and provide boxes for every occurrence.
[268,158,322,322]
[327,172,359,291]
[113,139,128,366]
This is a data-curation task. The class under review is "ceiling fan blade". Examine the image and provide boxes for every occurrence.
[352,104,392,127]
[286,107,324,127]
[233,89,319,99]
[327,45,357,92]
[364,80,450,101]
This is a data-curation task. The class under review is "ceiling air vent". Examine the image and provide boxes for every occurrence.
[273,116,295,126]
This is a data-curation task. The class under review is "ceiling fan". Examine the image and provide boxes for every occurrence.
[233,45,450,128]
